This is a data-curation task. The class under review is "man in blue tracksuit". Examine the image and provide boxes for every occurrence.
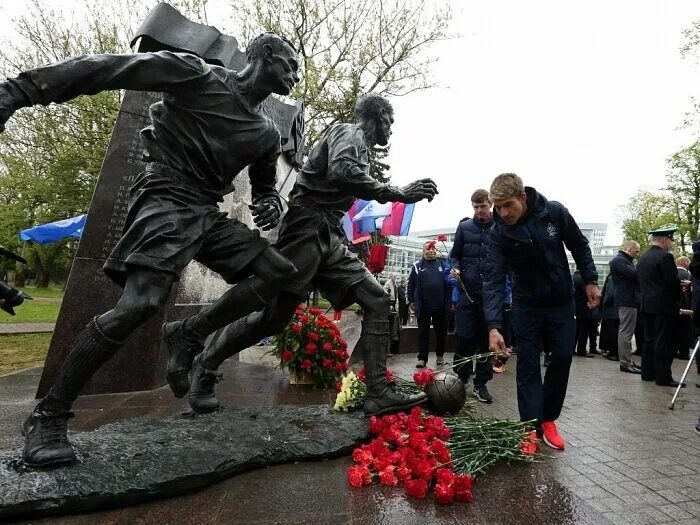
[407,241,452,367]
[483,173,600,451]
[449,189,496,403]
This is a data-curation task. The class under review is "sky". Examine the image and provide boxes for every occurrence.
[2,1,700,245]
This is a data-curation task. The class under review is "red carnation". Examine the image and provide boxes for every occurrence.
[309,331,319,341]
[352,447,373,465]
[378,466,399,486]
[334,362,345,373]
[413,369,436,386]
[335,380,343,392]
[305,343,317,355]
[300,359,313,371]
[385,369,396,383]
[405,478,429,499]
[434,482,455,505]
[454,474,473,493]
[323,342,333,352]
[291,324,302,333]
[437,233,448,242]
[347,465,371,488]
[309,307,323,316]
[280,350,294,362]
[435,468,455,485]
[323,358,333,369]
[455,488,474,503]
[369,416,384,435]
[395,465,412,483]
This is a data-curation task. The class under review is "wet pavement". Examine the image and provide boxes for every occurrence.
[0,331,698,524]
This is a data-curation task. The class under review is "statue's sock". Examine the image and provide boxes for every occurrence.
[200,316,260,370]
[37,317,123,413]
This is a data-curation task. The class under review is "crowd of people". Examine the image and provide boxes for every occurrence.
[391,174,700,448]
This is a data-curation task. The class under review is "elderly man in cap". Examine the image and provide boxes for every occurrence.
[637,224,683,386]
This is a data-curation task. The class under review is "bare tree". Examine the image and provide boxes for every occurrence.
[229,0,453,145]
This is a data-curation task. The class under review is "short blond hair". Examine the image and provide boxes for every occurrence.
[489,173,524,201]
[620,240,639,252]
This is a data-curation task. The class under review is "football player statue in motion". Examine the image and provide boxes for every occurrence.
[164,93,439,416]
[0,32,302,468]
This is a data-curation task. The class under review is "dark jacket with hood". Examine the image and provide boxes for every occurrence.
[483,187,598,330]
[449,214,494,295]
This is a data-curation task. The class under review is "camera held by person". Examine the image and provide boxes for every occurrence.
[0,245,32,315]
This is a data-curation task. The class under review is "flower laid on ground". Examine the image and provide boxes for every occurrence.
[347,407,474,505]
[334,366,396,412]
[334,371,367,412]
[413,368,436,386]
[273,305,349,389]
[347,407,535,503]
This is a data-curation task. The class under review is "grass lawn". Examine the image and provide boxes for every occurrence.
[0,333,51,375]
[0,285,64,323]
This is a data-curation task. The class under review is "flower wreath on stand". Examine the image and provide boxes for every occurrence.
[273,304,350,389]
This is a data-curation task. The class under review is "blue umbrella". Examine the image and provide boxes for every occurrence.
[20,214,86,245]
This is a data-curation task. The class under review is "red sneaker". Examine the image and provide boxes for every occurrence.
[541,421,565,450]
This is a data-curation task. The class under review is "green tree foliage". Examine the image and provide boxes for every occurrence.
[229,0,452,147]
[665,141,700,253]
[0,0,145,284]
[368,145,391,183]
[619,189,676,254]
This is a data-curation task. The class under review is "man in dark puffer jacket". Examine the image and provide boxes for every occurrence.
[449,189,496,403]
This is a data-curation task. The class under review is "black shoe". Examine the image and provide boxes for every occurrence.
[364,386,427,416]
[188,355,223,413]
[163,320,203,398]
[577,352,595,358]
[620,364,641,374]
[605,354,620,361]
[590,348,601,355]
[656,380,686,388]
[22,410,76,468]
[473,384,493,404]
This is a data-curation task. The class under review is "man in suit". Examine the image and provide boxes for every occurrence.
[637,225,683,386]
[609,240,642,373]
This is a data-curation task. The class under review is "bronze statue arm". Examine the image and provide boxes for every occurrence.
[0,51,213,131]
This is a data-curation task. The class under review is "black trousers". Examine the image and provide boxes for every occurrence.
[575,317,599,354]
[676,314,692,359]
[512,302,575,423]
[641,312,675,384]
[417,310,447,360]
[454,335,493,387]
[398,302,409,325]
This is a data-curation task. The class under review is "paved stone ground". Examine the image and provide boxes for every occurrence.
[0,339,698,524]
[0,322,55,334]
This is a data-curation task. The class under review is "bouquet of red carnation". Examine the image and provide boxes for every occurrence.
[274,305,350,389]
[347,407,474,505]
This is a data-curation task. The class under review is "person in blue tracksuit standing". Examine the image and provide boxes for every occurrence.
[483,173,601,451]
[449,189,497,403]
[407,241,452,368]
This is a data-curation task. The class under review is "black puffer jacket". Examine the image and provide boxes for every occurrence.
[449,214,494,295]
